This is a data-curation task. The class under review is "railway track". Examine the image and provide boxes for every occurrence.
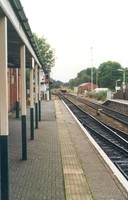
[58,93,128,180]
[66,94,128,126]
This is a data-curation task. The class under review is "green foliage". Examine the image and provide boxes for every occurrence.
[68,79,77,89]
[86,91,107,101]
[33,33,55,72]
[50,80,63,88]
[68,67,97,89]
[93,91,107,101]
[98,61,122,89]
[68,61,128,91]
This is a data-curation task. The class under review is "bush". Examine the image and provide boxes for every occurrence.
[94,91,107,101]
[86,91,107,101]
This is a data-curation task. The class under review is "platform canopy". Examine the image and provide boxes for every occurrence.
[0,0,44,69]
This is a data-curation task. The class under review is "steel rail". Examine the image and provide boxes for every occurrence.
[66,94,128,126]
[58,93,128,180]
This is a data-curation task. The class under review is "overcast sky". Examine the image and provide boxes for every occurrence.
[21,0,128,82]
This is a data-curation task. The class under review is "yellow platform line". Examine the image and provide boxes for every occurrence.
[55,100,93,200]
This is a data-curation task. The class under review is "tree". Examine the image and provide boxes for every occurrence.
[68,79,76,89]
[68,68,97,89]
[51,80,63,88]
[33,33,56,72]
[66,60,128,91]
[98,61,122,89]
[77,69,90,83]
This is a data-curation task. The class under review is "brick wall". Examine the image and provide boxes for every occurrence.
[8,68,21,111]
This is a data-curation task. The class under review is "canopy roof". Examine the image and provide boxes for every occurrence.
[0,0,46,70]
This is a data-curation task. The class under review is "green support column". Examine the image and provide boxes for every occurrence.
[21,115,27,160]
[16,100,19,118]
[16,68,19,118]
[38,68,41,121]
[30,108,34,139]
[35,102,38,128]
[0,16,9,200]
[35,64,38,128]
[30,58,34,139]
[0,136,9,200]
[39,100,41,121]
[10,68,12,111]
[49,81,51,100]
[20,45,27,160]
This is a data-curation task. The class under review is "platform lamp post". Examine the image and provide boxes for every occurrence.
[91,46,93,91]
[118,69,125,93]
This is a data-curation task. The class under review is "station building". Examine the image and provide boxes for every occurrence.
[77,82,97,94]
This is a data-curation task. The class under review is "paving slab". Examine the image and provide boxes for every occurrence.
[7,101,65,200]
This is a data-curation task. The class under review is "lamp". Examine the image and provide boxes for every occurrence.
[118,69,125,93]
[115,79,121,92]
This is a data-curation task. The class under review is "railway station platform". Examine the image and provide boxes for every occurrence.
[103,99,128,115]
[5,99,128,199]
